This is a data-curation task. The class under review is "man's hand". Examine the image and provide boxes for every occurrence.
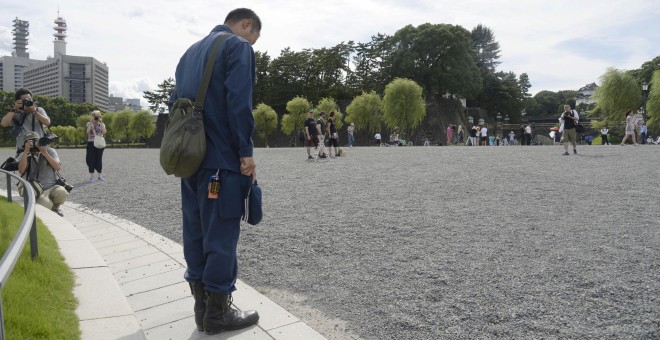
[306,134,310,141]
[240,157,256,182]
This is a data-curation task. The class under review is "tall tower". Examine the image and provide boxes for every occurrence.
[53,12,67,57]
[12,17,29,58]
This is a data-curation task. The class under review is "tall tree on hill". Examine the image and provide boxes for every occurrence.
[471,24,501,73]
[143,78,175,113]
[385,24,482,99]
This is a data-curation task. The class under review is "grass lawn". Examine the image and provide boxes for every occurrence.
[0,197,79,340]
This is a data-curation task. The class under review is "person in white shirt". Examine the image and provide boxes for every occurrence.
[374,132,381,146]
[600,126,610,145]
[480,126,488,146]
[524,124,532,145]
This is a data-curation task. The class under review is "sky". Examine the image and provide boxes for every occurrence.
[1,0,658,108]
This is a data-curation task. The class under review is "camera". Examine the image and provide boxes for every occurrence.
[22,99,34,108]
[38,132,59,147]
[94,116,100,121]
[55,177,73,193]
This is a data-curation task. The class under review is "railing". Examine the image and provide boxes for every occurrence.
[0,169,39,340]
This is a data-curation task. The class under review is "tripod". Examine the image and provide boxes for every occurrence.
[314,136,331,162]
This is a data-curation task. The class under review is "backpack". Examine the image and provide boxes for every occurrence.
[160,33,230,178]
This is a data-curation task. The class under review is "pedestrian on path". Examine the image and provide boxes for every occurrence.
[560,104,579,155]
[169,8,261,335]
[620,110,638,145]
[86,110,106,182]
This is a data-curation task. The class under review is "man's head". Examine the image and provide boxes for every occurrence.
[319,112,326,119]
[22,131,40,152]
[224,8,261,45]
[308,109,314,117]
[15,88,32,101]
[563,104,571,112]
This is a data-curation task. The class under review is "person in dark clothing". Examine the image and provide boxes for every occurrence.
[326,111,338,157]
[560,104,579,155]
[304,110,318,159]
[168,8,261,334]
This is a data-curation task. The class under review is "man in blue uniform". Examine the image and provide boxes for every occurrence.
[168,8,261,335]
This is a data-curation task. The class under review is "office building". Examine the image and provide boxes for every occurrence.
[1,14,110,111]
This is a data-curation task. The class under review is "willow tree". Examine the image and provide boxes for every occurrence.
[382,78,425,137]
[253,103,278,147]
[316,97,344,130]
[593,68,641,126]
[345,91,383,134]
[646,70,660,127]
[280,96,312,136]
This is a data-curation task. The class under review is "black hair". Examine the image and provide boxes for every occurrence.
[15,88,32,100]
[224,8,261,31]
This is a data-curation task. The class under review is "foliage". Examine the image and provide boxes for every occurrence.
[647,69,660,127]
[316,97,344,130]
[345,91,383,134]
[280,96,312,135]
[143,78,175,113]
[0,199,80,339]
[386,24,482,99]
[252,103,278,147]
[111,110,134,145]
[382,78,426,134]
[128,110,156,142]
[48,126,79,146]
[471,24,501,73]
[593,68,641,125]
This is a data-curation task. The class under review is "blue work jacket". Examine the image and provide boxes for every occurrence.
[169,25,256,173]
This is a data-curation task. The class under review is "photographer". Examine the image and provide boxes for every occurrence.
[1,88,50,154]
[559,104,579,155]
[17,131,69,216]
[86,110,106,182]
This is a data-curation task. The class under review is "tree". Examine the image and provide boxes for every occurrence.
[280,96,311,136]
[646,69,660,127]
[386,24,482,99]
[382,78,426,136]
[532,91,562,116]
[129,110,156,142]
[252,103,277,147]
[593,67,641,125]
[143,78,175,113]
[471,24,501,73]
[345,91,383,134]
[316,97,344,130]
[101,112,116,145]
[111,110,134,145]
[519,73,532,98]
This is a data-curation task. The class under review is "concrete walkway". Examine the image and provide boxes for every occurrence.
[2,188,325,340]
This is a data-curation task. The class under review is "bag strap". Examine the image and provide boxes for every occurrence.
[194,33,232,111]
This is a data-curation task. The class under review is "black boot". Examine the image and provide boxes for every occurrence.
[189,282,206,331]
[204,292,259,335]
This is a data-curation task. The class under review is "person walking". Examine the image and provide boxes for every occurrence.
[304,110,318,159]
[168,8,261,335]
[86,110,106,182]
[560,104,579,155]
[620,110,638,145]
[347,122,355,147]
[600,126,610,145]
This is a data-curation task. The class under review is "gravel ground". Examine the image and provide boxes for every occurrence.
[2,144,659,339]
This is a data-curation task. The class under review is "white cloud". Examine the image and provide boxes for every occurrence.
[1,0,658,101]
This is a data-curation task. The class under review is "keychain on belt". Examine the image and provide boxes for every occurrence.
[208,170,221,199]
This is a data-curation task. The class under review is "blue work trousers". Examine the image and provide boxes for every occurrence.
[181,169,249,294]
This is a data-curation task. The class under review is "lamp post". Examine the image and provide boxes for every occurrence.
[642,81,649,122]
[496,113,502,138]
